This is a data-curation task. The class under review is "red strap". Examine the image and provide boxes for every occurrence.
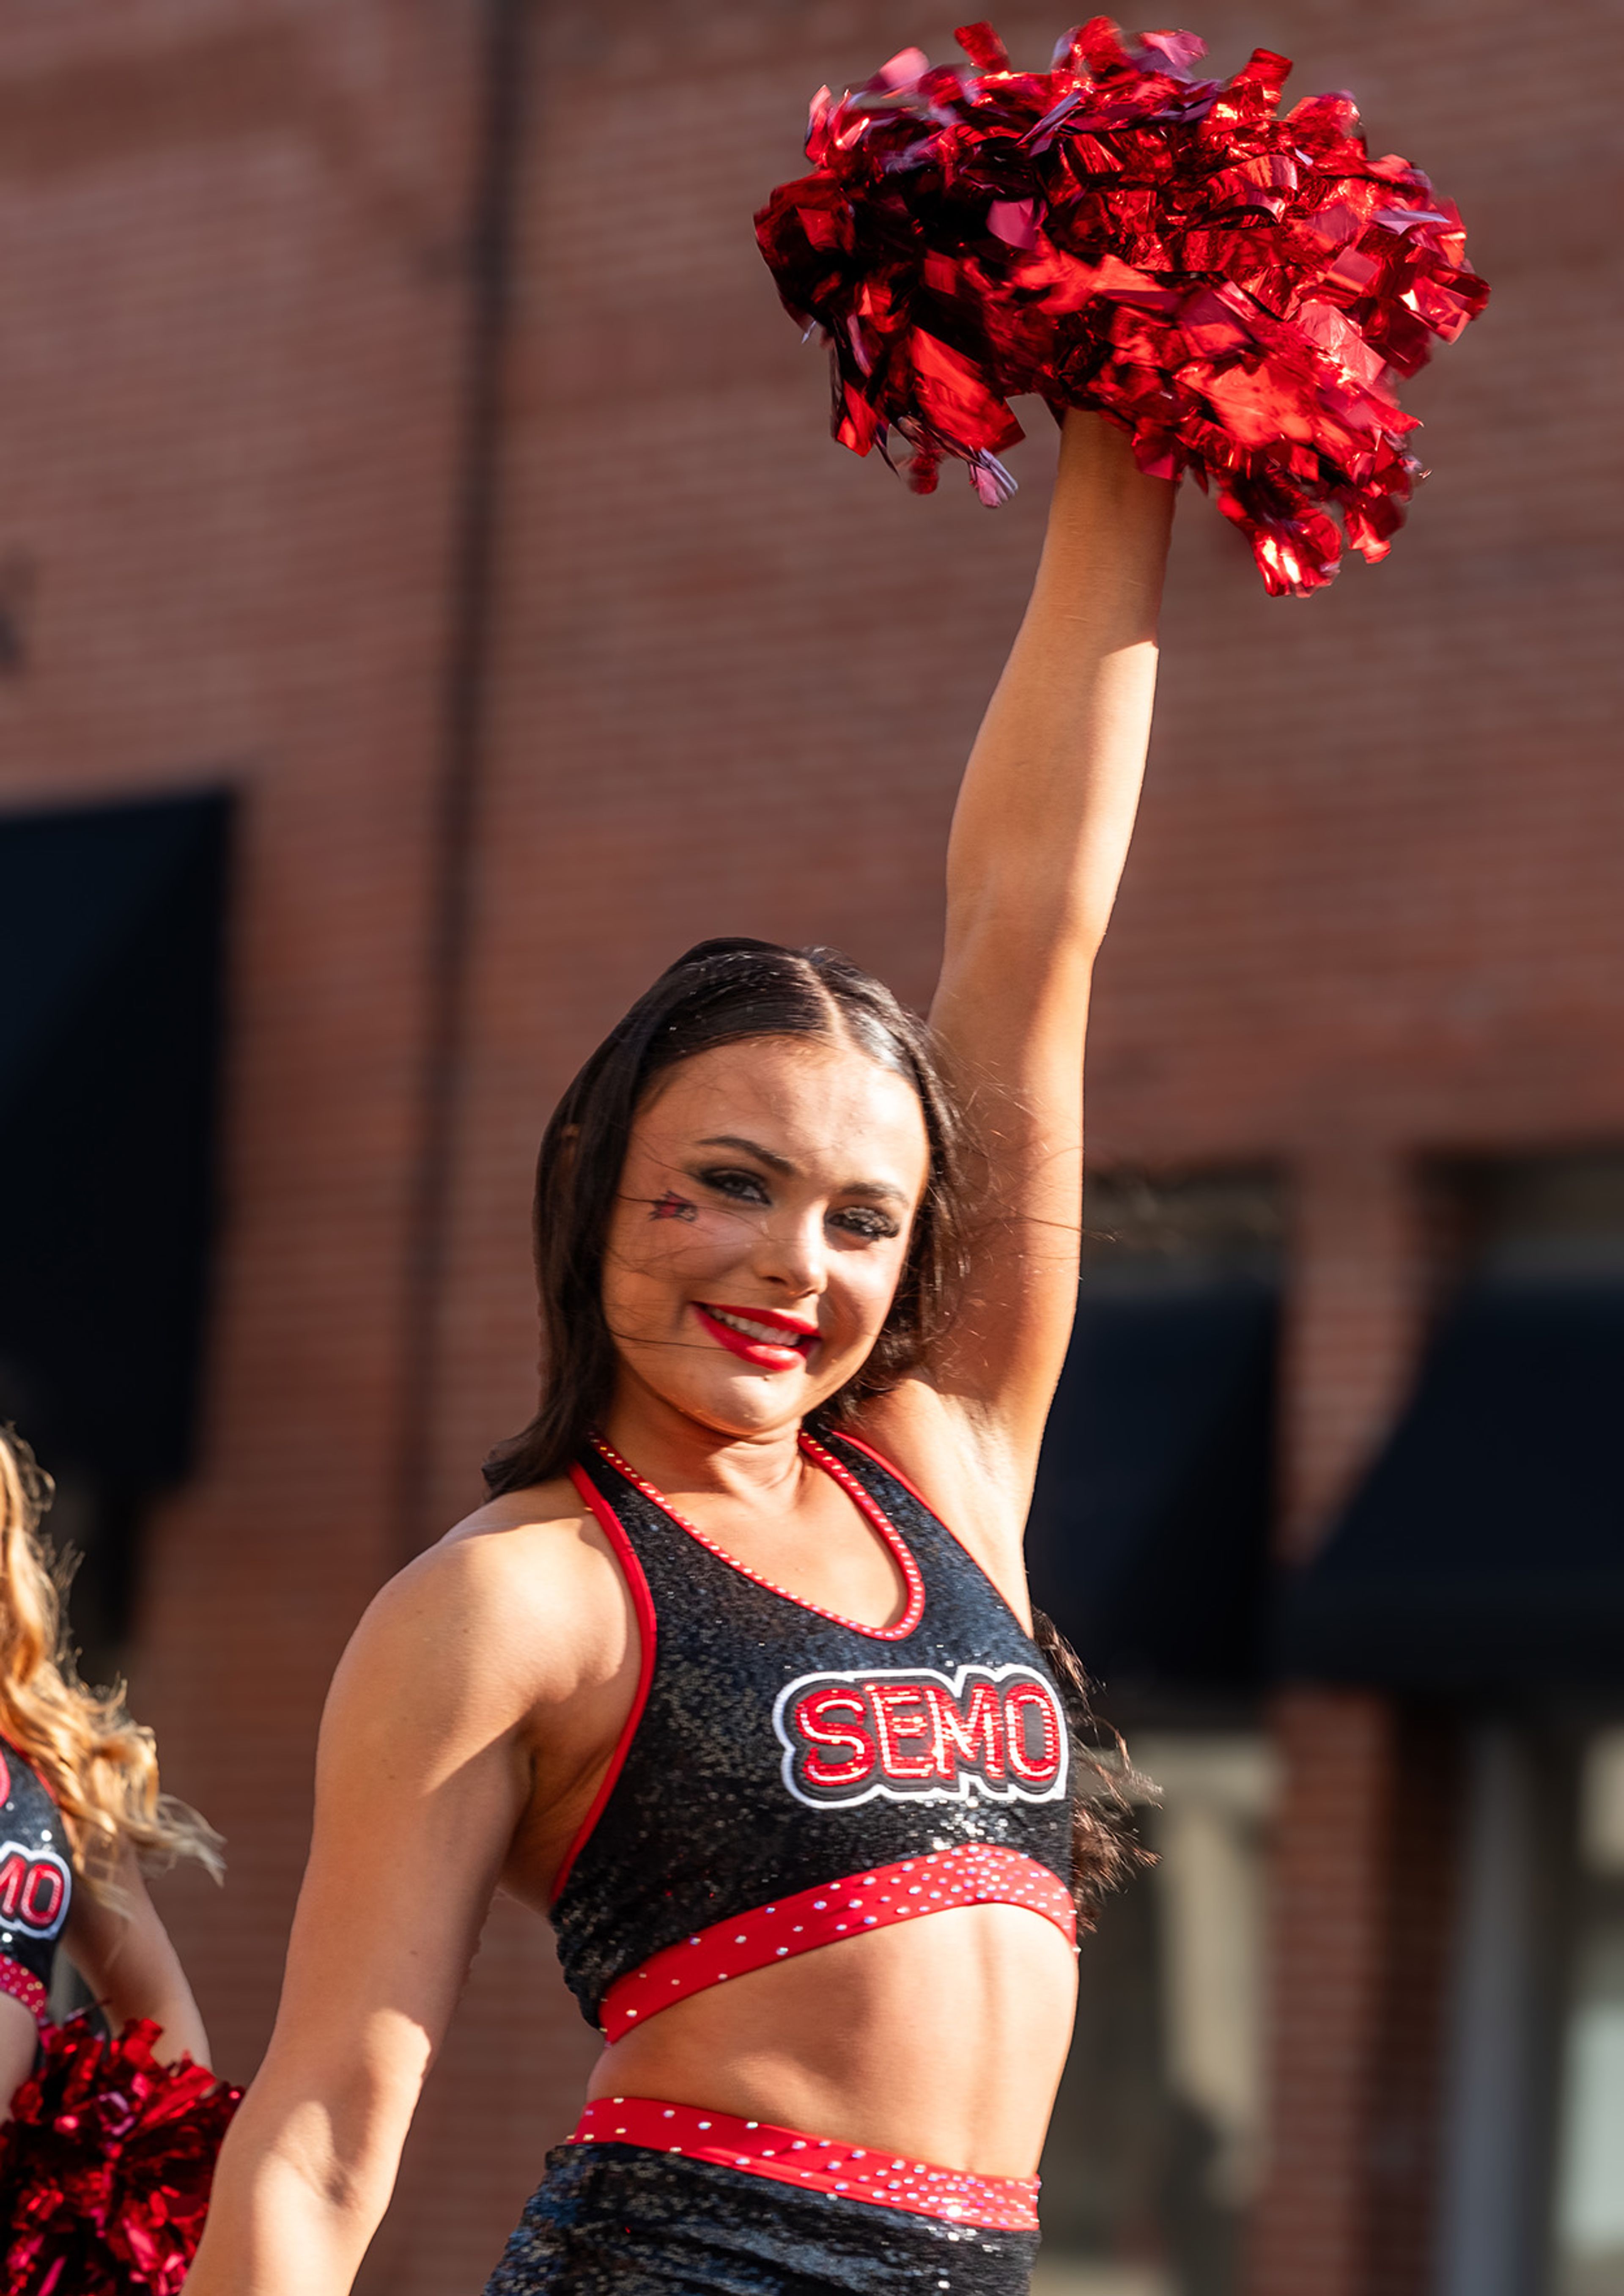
[550,1465,659,1904]
[598,1844,1075,2041]
[569,2094,1040,2230]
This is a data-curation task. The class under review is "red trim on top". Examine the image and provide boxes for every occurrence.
[0,1959,49,2031]
[830,1431,949,1526]
[550,1464,660,1906]
[598,1844,1076,2041]
[590,1432,926,1642]
[569,2096,1040,2229]
[837,1432,1040,1634]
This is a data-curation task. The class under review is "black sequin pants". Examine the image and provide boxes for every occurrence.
[484,2143,1040,2296]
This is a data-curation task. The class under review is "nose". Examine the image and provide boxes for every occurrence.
[750,1202,827,1302]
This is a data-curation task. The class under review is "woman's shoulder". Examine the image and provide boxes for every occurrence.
[439,1468,593,1551]
[332,1472,638,1727]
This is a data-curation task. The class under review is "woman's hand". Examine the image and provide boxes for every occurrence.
[870,411,1174,1569]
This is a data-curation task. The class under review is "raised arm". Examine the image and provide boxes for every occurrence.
[926,409,1174,1458]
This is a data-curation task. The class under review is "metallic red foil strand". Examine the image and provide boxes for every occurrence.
[755,19,1489,594]
[0,2015,241,2295]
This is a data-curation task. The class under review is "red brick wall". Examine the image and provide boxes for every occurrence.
[422,11,1624,2279]
[1247,1691,1397,2296]
[0,2,1618,2290]
[0,0,487,2154]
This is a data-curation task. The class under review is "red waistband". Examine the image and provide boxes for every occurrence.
[599,1843,1075,2041]
[0,1960,49,2030]
[569,2096,1040,2230]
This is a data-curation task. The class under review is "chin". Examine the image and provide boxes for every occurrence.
[644,1355,840,1441]
[682,1375,811,1438]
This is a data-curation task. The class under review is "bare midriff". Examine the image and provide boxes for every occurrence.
[584,1900,1078,2180]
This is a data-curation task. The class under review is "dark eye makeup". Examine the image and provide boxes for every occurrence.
[691,1165,900,1242]
[695,1165,771,1205]
[829,1206,901,1241]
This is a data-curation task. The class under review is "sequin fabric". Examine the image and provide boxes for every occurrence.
[551,1434,1073,2031]
[0,1739,71,2018]
[484,2142,1040,2295]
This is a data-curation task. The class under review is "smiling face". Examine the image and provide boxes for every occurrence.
[599,1032,932,1441]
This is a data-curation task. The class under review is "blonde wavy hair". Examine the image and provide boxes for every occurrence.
[0,1426,222,1904]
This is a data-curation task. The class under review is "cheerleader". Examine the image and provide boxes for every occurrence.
[187,406,1170,2296]
[0,1426,235,2289]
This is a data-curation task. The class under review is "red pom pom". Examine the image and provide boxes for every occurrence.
[755,21,1489,594]
[0,2015,241,2294]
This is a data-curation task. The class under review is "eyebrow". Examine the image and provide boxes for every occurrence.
[697,1133,797,1174]
[696,1135,908,1204]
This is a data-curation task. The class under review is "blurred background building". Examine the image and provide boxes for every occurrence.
[0,3,1619,2292]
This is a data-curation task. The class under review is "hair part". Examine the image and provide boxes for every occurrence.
[483,937,976,1497]
[0,1428,223,1906]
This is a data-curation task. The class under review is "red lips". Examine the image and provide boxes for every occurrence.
[694,1302,817,1370]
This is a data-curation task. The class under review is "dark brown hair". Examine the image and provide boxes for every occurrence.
[482,937,972,1498]
[482,934,1146,1917]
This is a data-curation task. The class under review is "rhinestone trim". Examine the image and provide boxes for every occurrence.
[570,2095,1040,2230]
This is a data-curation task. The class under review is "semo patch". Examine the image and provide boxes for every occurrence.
[773,1662,1068,1810]
[0,1838,71,1939]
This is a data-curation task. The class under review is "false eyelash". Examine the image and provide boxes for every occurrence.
[650,1191,699,1222]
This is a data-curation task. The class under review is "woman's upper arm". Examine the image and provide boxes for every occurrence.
[187,1506,627,2290]
[227,1507,629,2203]
[924,412,1174,1468]
[244,1539,546,2163]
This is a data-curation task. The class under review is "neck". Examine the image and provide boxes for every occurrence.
[600,1377,808,1506]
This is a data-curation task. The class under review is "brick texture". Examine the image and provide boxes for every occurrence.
[0,0,492,2208]
[0,1,1618,2289]
[1247,1690,1396,2296]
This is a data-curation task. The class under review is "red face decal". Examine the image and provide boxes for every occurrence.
[774,1665,1068,1810]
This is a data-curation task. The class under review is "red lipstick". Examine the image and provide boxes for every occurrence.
[693,1302,817,1370]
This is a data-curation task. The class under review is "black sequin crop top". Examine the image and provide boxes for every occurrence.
[549,1430,1076,2038]
[0,1738,71,2029]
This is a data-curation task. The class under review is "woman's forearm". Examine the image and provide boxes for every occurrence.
[944,409,1174,973]
[185,2098,395,2296]
[91,1961,210,2065]
[184,2164,379,2296]
[134,1986,209,2066]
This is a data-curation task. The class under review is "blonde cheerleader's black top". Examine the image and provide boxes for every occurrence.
[550,1428,1077,2041]
[0,1745,242,2295]
[0,1739,71,2030]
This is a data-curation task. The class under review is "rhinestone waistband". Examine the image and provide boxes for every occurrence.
[568,2096,1040,2230]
